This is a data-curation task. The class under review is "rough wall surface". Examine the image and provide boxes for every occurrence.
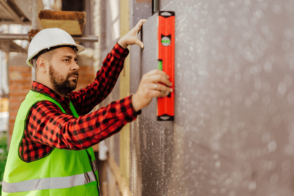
[130,0,294,196]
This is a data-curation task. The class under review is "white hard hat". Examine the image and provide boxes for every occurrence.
[26,28,85,67]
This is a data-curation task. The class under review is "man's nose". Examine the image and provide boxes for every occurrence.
[71,61,79,71]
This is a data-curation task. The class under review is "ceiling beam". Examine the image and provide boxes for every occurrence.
[0,0,24,23]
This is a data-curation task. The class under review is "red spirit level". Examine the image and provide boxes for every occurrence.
[157,11,175,121]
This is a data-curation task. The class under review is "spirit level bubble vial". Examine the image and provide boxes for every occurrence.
[157,11,175,121]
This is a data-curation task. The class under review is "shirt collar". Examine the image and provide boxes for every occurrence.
[31,81,71,106]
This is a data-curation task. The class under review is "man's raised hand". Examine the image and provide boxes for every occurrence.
[118,19,147,49]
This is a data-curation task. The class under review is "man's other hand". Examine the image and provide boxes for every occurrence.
[132,70,173,112]
[118,19,147,49]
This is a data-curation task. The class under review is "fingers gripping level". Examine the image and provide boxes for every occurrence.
[157,11,175,121]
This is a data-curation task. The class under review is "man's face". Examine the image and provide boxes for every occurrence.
[48,47,79,96]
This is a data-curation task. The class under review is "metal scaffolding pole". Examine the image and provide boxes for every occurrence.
[0,34,99,42]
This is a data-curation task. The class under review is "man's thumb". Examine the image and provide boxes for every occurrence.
[136,40,144,49]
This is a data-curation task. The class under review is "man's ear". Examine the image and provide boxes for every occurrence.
[37,57,48,73]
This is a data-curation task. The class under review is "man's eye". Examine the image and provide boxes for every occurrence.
[64,59,69,62]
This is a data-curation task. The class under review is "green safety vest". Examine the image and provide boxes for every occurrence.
[2,90,100,196]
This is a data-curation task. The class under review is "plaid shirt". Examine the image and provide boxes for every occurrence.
[19,43,140,162]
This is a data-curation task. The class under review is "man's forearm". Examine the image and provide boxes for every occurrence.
[70,43,129,115]
[118,39,128,49]
[27,96,138,151]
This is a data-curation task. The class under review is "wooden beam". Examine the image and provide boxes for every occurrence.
[119,0,131,188]
[0,34,98,43]
[0,0,23,23]
[0,40,26,53]
[0,21,30,25]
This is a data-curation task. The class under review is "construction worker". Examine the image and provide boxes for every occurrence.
[2,20,173,196]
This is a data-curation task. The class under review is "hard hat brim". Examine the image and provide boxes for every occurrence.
[26,43,85,67]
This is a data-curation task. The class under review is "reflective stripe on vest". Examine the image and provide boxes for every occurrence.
[3,161,98,193]
[91,160,98,172]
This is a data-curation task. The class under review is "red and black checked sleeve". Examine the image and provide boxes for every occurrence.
[25,95,138,151]
[69,43,129,115]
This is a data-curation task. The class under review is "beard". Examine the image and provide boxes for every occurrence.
[49,64,79,96]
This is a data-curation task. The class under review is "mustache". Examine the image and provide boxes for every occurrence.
[67,71,79,79]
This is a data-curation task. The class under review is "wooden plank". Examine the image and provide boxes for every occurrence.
[119,124,130,185]
[107,155,133,196]
[119,0,131,188]
[39,10,86,35]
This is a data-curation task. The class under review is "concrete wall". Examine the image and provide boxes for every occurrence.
[129,0,294,196]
